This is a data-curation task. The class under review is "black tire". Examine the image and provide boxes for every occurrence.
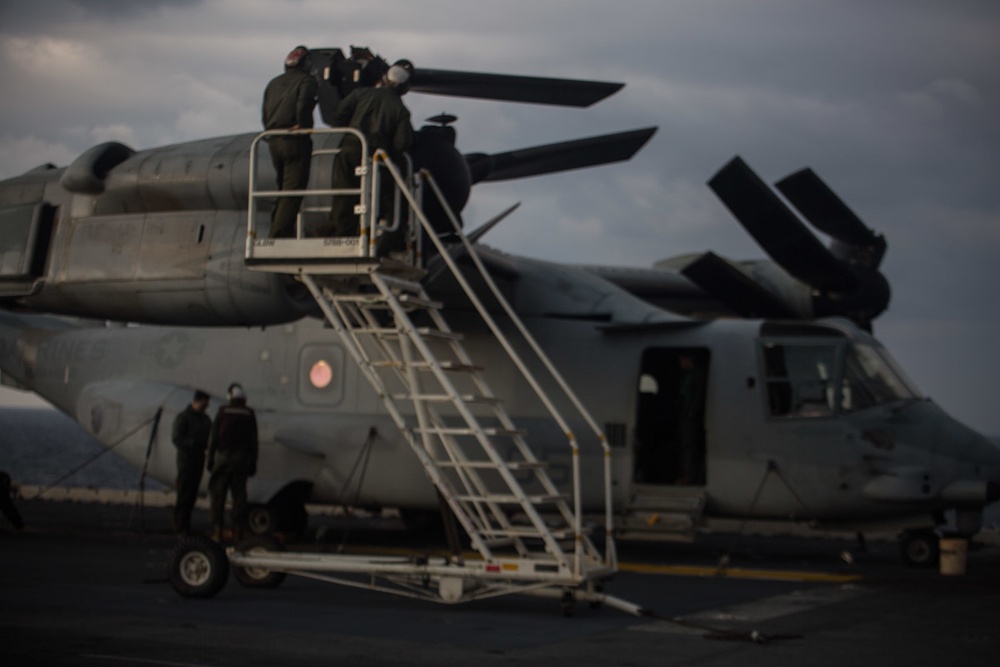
[900,530,940,567]
[168,535,229,598]
[246,502,308,538]
[246,504,280,535]
[233,535,287,589]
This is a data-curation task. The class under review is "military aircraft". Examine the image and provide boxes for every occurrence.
[1,46,997,571]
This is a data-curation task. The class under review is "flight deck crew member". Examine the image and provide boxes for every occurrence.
[207,383,259,542]
[262,45,318,238]
[675,353,707,485]
[0,470,25,531]
[170,390,211,536]
[329,59,414,255]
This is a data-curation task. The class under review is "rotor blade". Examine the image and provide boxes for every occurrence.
[410,69,624,107]
[681,252,799,319]
[708,157,857,292]
[465,127,657,184]
[775,167,886,268]
[775,168,880,247]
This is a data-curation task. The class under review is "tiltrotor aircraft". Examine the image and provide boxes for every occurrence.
[1,46,998,576]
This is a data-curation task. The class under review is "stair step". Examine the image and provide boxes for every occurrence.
[416,426,525,437]
[397,293,442,310]
[434,459,543,470]
[455,493,568,504]
[394,393,501,405]
[352,326,462,341]
[410,361,483,373]
[371,360,482,372]
[479,526,577,539]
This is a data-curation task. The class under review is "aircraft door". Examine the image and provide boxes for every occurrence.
[633,347,709,486]
[0,202,56,295]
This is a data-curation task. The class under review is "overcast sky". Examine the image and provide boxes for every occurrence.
[1,0,998,435]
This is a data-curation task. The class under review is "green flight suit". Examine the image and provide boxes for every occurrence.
[262,67,318,238]
[329,86,413,245]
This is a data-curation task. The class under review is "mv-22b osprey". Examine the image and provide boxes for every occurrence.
[0,47,997,575]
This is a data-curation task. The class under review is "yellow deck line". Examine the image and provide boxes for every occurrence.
[618,562,863,583]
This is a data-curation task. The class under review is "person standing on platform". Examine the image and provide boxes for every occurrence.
[329,59,414,255]
[262,45,318,238]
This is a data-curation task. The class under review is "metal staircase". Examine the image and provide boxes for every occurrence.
[237,128,638,613]
[301,270,605,576]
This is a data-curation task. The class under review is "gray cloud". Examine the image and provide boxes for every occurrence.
[1,0,998,434]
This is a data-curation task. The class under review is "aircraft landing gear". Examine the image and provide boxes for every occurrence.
[246,500,308,538]
[899,529,940,567]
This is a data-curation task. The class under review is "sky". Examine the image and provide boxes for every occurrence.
[0,0,998,435]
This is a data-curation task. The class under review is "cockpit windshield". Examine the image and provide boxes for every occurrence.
[761,338,922,419]
[840,343,922,413]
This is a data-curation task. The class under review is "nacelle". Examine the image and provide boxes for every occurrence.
[10,209,313,326]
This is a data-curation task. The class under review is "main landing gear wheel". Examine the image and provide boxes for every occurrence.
[246,502,309,538]
[168,535,229,598]
[899,529,940,567]
[233,536,287,589]
[246,504,280,535]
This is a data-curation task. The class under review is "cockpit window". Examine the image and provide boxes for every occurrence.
[762,343,837,418]
[841,343,921,412]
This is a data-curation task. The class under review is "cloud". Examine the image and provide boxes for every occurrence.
[0,135,77,175]
[0,0,998,436]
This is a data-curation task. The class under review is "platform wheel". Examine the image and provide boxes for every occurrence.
[233,535,287,588]
[169,535,229,598]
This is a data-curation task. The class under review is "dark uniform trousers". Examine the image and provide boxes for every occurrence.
[209,451,253,536]
[173,449,205,533]
[269,135,313,238]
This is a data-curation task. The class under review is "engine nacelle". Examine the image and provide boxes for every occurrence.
[17,210,314,326]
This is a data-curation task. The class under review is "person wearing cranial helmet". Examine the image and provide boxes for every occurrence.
[262,45,318,238]
[327,58,415,257]
[206,382,258,542]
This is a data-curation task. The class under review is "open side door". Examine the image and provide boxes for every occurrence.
[0,202,56,297]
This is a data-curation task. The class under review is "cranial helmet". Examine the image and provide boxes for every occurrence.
[386,59,414,90]
[284,45,311,70]
[227,383,246,400]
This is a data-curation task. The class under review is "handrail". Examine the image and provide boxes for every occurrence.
[247,127,372,254]
[372,150,616,571]
[247,128,418,265]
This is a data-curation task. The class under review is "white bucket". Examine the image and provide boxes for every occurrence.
[939,537,968,576]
